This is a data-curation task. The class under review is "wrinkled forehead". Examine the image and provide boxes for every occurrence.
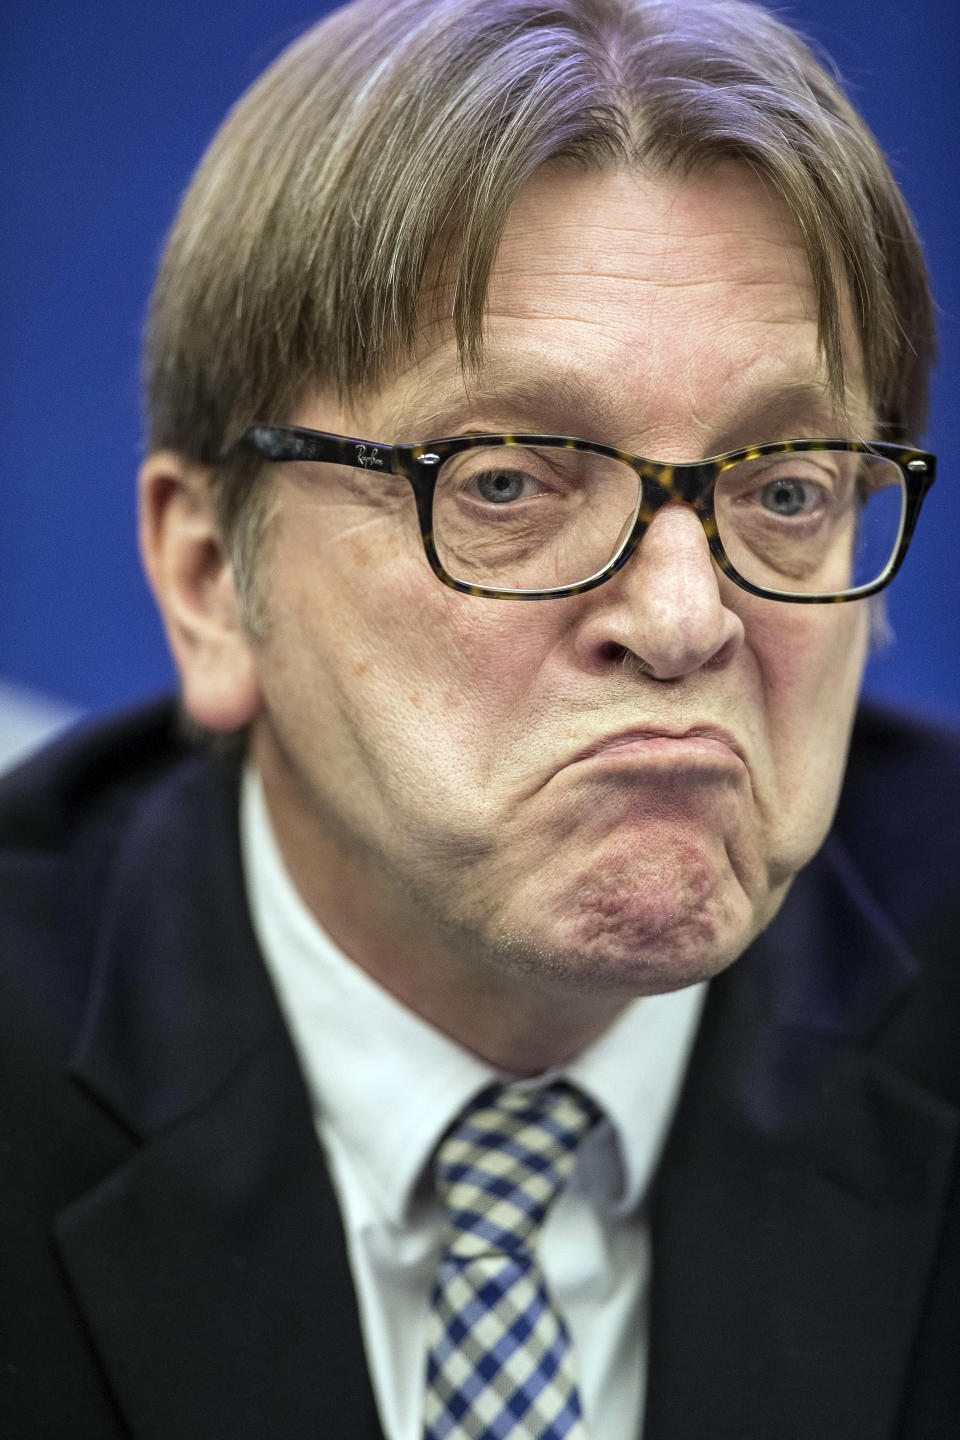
[369,163,870,455]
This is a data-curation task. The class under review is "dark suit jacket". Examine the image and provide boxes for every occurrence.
[1,700,958,1439]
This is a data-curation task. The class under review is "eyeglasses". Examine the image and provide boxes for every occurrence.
[238,425,936,603]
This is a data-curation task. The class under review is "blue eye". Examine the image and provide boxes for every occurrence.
[760,477,818,516]
[474,470,531,504]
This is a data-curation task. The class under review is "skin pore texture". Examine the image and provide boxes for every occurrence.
[143,163,871,1073]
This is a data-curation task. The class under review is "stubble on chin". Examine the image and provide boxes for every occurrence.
[436,829,772,1001]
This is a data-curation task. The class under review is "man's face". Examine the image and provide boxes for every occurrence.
[246,162,870,1003]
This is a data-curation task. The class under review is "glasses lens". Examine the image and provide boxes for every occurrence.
[432,445,640,591]
[714,449,906,596]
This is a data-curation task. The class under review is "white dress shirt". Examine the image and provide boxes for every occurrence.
[241,766,706,1440]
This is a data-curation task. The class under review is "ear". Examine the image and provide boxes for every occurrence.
[139,451,262,732]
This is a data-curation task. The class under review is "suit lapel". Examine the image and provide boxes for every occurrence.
[55,750,384,1440]
[644,837,958,1440]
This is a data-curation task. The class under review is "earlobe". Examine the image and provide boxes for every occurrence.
[138,452,262,732]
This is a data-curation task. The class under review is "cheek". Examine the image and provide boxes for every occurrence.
[748,599,869,856]
[257,499,560,794]
[760,600,868,716]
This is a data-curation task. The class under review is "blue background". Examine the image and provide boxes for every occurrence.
[1,1,957,720]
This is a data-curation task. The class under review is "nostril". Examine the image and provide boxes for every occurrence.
[601,642,657,678]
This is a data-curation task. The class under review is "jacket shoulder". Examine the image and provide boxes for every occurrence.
[842,700,960,801]
[835,701,960,1116]
[0,700,219,1051]
[0,698,193,850]
[836,702,960,924]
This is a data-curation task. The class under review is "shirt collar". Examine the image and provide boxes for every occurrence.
[241,764,706,1228]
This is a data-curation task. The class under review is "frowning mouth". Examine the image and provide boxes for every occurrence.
[570,725,748,771]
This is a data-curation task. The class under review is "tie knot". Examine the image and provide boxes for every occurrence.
[433,1082,602,1258]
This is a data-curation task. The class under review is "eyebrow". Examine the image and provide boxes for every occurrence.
[707,381,868,453]
[386,355,627,442]
[385,353,868,457]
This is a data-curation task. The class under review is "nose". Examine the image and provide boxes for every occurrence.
[571,504,744,680]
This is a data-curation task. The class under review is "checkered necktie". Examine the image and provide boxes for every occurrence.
[422,1081,601,1440]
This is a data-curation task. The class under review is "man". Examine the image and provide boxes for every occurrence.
[2,1,958,1436]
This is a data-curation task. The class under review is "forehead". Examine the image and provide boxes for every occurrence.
[378,162,868,452]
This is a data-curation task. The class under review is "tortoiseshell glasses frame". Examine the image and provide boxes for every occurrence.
[238,424,936,603]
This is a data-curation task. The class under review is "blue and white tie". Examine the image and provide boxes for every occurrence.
[422,1081,601,1440]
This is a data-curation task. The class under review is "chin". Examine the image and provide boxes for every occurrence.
[577,905,754,995]
[486,837,770,998]
[485,885,762,999]
[481,918,747,1002]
